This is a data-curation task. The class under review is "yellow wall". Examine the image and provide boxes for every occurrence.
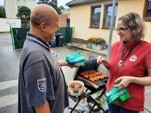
[70,0,151,44]
[145,22,151,42]
[70,2,111,43]
[113,0,151,43]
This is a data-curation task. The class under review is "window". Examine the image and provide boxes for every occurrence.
[144,0,151,21]
[103,4,118,29]
[90,6,101,28]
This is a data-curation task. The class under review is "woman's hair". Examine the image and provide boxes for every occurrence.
[118,12,146,40]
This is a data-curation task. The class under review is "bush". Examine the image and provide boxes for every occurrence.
[95,38,106,44]
[87,37,106,44]
[16,6,31,27]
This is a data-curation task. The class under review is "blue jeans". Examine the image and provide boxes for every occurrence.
[108,104,140,113]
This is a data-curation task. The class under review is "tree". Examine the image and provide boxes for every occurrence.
[0,6,6,18]
[52,0,57,5]
[37,0,57,5]
[47,2,62,15]
[16,6,31,19]
[59,5,65,11]
[36,0,50,4]
[16,6,31,27]
[36,0,62,15]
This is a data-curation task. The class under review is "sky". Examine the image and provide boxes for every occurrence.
[0,0,72,7]
[0,0,4,6]
[58,0,72,7]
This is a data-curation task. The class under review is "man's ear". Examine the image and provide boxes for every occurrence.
[39,23,45,31]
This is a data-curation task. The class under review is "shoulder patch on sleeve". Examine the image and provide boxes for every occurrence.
[37,78,46,92]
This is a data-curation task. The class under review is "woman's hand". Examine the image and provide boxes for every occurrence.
[97,56,106,64]
[97,56,110,69]
[114,76,134,89]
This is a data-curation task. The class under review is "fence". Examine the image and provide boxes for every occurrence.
[56,27,73,43]
[10,27,30,50]
[10,27,73,50]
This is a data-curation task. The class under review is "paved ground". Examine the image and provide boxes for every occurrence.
[0,33,151,113]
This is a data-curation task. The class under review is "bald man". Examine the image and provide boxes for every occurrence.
[18,4,71,113]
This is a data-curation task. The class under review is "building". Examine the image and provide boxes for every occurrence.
[4,0,36,18]
[59,14,70,27]
[67,0,151,44]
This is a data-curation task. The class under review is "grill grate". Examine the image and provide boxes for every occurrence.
[73,59,108,89]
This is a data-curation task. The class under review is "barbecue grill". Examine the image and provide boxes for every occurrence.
[68,59,109,113]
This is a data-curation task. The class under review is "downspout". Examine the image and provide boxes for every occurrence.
[4,0,9,18]
[107,0,117,61]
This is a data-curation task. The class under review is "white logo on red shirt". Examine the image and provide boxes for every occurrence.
[129,55,137,62]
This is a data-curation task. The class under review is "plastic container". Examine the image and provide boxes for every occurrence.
[56,33,64,47]
[106,87,130,104]
[68,80,84,96]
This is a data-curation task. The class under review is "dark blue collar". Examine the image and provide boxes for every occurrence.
[27,33,50,51]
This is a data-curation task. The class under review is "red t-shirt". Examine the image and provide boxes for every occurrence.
[106,40,151,111]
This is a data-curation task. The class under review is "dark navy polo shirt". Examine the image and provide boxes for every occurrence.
[18,33,69,113]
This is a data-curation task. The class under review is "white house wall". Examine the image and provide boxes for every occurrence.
[0,18,21,32]
[4,0,36,18]
[5,0,17,18]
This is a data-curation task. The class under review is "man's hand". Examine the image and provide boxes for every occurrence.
[57,60,78,68]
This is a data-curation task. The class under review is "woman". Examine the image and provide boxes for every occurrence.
[97,12,151,113]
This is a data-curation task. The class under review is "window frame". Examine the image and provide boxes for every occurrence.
[89,5,101,29]
[102,3,118,29]
[143,0,151,21]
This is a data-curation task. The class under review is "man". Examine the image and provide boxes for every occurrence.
[18,4,72,113]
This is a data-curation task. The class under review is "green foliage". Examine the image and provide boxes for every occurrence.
[0,6,6,18]
[36,0,58,5]
[95,38,106,44]
[36,0,61,15]
[47,2,62,15]
[16,6,31,19]
[87,37,106,44]
[52,0,57,5]
[59,5,65,10]
[36,0,50,4]
[16,6,31,27]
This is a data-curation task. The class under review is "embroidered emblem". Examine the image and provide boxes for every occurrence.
[37,78,46,92]
[129,55,137,62]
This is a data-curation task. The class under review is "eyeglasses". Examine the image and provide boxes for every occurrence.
[116,27,129,33]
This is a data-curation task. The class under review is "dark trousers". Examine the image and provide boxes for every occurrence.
[108,104,140,113]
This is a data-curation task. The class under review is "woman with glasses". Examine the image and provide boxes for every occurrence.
[97,12,151,113]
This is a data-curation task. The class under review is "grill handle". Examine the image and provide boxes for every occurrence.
[78,76,99,89]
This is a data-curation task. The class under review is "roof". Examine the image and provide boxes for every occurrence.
[66,0,112,7]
